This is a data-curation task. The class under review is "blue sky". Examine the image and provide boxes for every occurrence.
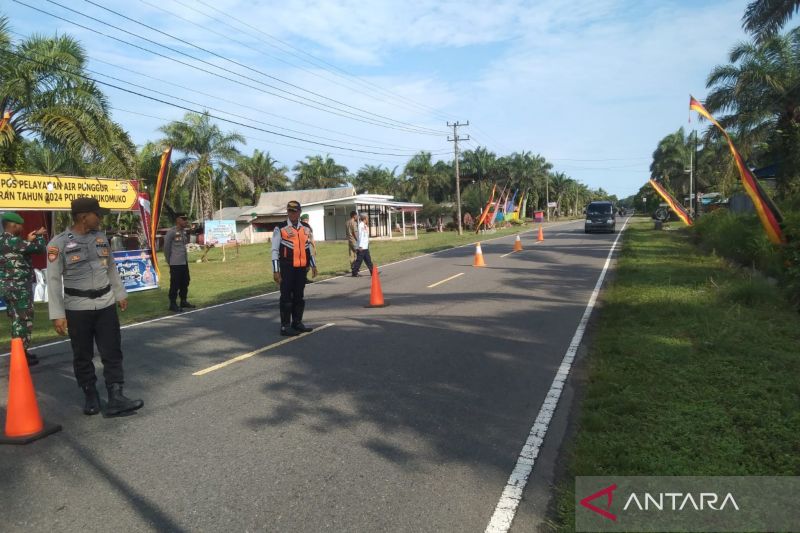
[4,0,750,198]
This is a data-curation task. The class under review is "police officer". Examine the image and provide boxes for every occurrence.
[272,200,317,336]
[0,212,47,366]
[163,212,194,312]
[46,197,143,417]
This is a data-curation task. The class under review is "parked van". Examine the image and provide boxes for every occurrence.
[584,201,616,233]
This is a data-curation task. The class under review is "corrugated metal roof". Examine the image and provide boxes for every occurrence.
[253,186,356,214]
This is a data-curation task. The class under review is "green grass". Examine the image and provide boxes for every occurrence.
[4,225,531,348]
[553,218,800,531]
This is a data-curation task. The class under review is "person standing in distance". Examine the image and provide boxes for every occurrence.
[351,214,374,277]
[46,197,144,417]
[163,213,195,312]
[272,201,317,336]
[299,213,317,284]
[0,212,47,366]
[346,210,358,269]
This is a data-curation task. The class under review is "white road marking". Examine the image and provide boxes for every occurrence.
[484,219,628,533]
[193,323,335,376]
[427,272,464,288]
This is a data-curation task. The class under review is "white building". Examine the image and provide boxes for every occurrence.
[212,186,423,243]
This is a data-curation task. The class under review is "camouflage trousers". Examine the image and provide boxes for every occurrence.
[1,287,34,350]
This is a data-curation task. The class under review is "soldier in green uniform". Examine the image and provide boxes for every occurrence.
[0,212,47,366]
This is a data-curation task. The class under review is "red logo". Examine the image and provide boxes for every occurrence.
[580,484,618,521]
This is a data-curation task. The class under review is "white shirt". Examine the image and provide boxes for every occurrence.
[357,221,369,249]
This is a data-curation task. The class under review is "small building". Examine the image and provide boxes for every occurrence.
[212,186,423,242]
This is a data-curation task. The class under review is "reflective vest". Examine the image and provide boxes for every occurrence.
[279,223,310,268]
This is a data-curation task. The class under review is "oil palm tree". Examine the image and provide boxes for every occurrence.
[743,0,800,42]
[705,29,800,195]
[292,155,348,190]
[159,111,246,220]
[0,17,135,175]
[236,149,289,203]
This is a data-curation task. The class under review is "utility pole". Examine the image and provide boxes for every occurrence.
[448,121,469,235]
[545,174,550,222]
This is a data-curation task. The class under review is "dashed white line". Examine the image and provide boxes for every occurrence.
[427,272,464,288]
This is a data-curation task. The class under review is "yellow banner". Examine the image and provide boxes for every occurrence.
[0,173,138,211]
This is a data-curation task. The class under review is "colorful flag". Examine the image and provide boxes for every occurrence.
[690,96,785,244]
[649,179,693,226]
[149,147,172,276]
[475,184,496,231]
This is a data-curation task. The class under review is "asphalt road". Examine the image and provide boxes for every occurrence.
[1,219,624,532]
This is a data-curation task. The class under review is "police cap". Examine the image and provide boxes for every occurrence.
[287,200,301,212]
[174,212,188,220]
[71,197,110,216]
[1,211,25,225]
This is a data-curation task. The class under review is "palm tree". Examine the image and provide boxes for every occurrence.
[23,139,82,175]
[353,164,398,194]
[0,17,135,175]
[743,0,800,42]
[650,128,691,196]
[403,151,436,200]
[705,29,800,195]
[292,155,348,190]
[159,111,246,220]
[236,149,289,203]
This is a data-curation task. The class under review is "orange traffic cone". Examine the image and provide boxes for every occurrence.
[473,242,486,267]
[513,234,523,252]
[365,265,389,308]
[537,225,544,242]
[1,339,61,445]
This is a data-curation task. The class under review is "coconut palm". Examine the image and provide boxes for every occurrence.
[159,111,246,220]
[0,17,135,175]
[292,155,348,190]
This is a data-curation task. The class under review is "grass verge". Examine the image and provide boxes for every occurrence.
[553,218,800,530]
[5,224,535,349]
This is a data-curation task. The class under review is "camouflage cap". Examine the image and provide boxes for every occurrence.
[1,212,24,224]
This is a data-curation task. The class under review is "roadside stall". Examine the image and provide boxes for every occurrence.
[0,172,159,310]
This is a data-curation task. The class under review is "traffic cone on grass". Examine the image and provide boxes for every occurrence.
[1,338,62,445]
[473,242,486,267]
[513,234,523,252]
[537,225,544,242]
[365,265,388,308]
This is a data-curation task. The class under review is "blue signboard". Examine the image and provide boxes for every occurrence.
[113,249,159,293]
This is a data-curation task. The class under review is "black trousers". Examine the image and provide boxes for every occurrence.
[65,304,124,388]
[352,249,374,275]
[279,262,307,326]
[169,264,190,302]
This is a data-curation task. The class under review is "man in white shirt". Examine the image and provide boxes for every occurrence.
[351,214,374,277]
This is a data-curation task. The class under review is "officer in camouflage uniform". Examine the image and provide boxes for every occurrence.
[0,212,47,366]
[47,197,143,417]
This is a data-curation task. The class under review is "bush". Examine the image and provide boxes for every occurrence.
[692,208,800,305]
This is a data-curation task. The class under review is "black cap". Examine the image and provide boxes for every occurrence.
[174,212,188,219]
[287,200,301,212]
[71,197,110,216]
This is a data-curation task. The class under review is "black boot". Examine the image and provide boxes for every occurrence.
[169,301,182,312]
[280,303,299,336]
[82,384,101,415]
[292,302,313,333]
[180,300,196,308]
[105,383,144,417]
[25,350,39,367]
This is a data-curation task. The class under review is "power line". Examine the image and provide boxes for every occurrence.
[186,0,457,123]
[13,0,446,136]
[84,54,421,151]
[136,0,455,125]
[2,47,447,157]
[111,107,450,165]
[78,0,448,135]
